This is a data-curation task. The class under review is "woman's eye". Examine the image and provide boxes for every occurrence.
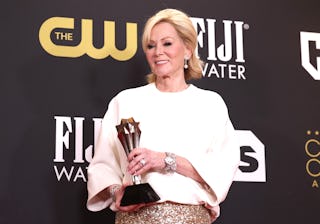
[164,42,172,46]
[147,44,155,49]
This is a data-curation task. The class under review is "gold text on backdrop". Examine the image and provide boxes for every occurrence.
[39,17,137,61]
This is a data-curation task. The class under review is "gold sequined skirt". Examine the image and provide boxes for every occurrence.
[115,202,211,224]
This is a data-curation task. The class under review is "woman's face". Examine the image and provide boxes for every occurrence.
[145,22,190,80]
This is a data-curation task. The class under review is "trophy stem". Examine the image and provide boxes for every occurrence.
[132,175,141,185]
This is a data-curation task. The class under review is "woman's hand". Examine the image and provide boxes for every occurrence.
[127,148,166,175]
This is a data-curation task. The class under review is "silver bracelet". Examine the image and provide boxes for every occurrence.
[164,152,177,172]
[109,185,121,202]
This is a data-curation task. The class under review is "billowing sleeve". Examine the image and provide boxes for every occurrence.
[187,97,240,205]
[86,97,125,211]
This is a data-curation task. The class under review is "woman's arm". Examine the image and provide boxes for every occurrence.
[127,148,205,184]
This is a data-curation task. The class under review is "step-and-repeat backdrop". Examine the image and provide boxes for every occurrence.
[1,0,319,223]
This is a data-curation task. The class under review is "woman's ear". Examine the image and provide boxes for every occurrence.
[184,45,192,60]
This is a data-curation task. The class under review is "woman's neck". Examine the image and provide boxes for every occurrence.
[155,77,188,92]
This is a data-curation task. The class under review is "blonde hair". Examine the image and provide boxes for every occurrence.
[142,8,203,83]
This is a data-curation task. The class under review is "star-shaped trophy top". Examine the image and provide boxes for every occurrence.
[116,117,140,134]
[116,117,141,154]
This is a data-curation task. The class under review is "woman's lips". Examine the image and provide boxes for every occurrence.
[155,60,168,65]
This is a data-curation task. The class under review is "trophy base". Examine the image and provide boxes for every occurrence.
[120,183,160,206]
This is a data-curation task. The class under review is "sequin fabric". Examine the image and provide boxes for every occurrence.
[115,202,211,224]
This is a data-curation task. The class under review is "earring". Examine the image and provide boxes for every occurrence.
[184,58,189,69]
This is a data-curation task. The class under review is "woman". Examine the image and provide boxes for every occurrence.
[87,8,240,224]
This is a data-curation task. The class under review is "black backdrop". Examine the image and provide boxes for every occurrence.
[1,0,319,223]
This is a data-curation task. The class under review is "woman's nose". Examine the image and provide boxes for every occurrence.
[155,45,163,56]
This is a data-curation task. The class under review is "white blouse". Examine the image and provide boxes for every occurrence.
[86,83,240,221]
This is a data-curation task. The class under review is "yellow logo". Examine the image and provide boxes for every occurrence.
[39,17,138,61]
[305,130,320,188]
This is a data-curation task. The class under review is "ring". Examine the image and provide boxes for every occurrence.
[139,158,146,166]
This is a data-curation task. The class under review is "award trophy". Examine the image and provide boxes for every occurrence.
[116,117,160,206]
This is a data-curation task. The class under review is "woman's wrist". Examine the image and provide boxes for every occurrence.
[164,152,177,172]
[109,184,121,202]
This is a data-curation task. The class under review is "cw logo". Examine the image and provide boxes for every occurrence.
[300,31,320,80]
[39,17,138,61]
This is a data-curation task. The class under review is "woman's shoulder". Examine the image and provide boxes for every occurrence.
[192,85,230,112]
[191,85,225,102]
[115,83,153,99]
